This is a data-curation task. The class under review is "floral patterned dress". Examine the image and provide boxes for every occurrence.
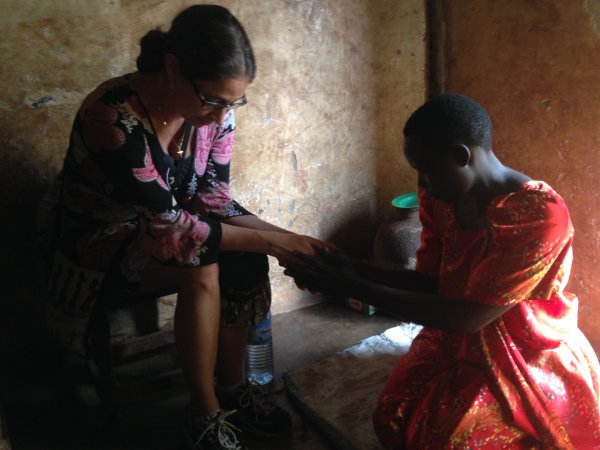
[372,181,600,449]
[38,75,253,352]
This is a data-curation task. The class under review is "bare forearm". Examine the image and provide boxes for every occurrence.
[224,214,292,234]
[351,278,511,333]
[358,264,438,294]
[219,221,325,259]
[219,222,274,254]
[282,249,511,332]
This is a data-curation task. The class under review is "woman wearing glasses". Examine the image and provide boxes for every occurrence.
[38,5,323,449]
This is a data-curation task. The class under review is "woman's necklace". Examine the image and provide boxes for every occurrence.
[154,105,169,128]
[154,106,186,158]
[168,125,186,159]
[135,73,186,159]
[174,130,185,158]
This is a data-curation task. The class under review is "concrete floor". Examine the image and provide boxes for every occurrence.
[0,301,399,450]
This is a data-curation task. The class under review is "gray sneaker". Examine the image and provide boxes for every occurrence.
[184,409,247,450]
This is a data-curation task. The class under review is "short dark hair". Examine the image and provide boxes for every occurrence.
[136,4,256,82]
[403,93,493,149]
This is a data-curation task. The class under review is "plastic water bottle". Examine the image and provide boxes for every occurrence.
[246,312,274,385]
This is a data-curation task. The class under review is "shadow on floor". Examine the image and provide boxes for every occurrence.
[0,301,399,450]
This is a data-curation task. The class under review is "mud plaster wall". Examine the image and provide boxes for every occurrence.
[443,0,600,352]
[0,0,424,357]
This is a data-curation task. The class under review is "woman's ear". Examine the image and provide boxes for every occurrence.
[451,144,471,167]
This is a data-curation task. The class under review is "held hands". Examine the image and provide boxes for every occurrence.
[266,233,330,294]
[280,246,362,298]
[267,233,331,262]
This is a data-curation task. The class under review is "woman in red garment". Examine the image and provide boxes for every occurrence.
[284,93,600,449]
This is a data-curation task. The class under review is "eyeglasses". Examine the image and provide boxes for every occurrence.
[190,80,247,110]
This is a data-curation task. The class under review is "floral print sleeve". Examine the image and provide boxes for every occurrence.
[190,111,252,220]
[76,82,221,267]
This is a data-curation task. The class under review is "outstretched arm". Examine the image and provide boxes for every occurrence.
[283,248,512,333]
[220,221,328,260]
[224,213,293,234]
[354,262,439,294]
[349,275,512,333]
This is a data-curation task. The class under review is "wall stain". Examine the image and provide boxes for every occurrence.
[290,150,298,171]
[29,95,53,108]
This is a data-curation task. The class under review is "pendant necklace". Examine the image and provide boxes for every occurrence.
[155,105,185,159]
[155,105,168,127]
[169,125,185,159]
[175,132,185,158]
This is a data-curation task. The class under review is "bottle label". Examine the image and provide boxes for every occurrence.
[248,313,272,344]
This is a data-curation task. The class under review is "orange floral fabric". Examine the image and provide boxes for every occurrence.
[373,181,600,449]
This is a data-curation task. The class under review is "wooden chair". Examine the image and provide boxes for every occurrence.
[85,287,183,419]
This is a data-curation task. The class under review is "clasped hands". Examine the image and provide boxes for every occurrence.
[277,241,362,298]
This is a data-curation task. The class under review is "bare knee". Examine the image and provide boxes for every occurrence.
[139,260,219,300]
[178,264,220,298]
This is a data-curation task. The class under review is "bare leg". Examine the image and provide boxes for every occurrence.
[140,261,221,414]
[216,325,248,387]
[175,264,221,412]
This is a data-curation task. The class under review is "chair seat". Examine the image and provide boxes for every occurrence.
[111,325,175,361]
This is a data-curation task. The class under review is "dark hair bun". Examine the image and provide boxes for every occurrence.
[135,5,255,81]
[136,29,168,72]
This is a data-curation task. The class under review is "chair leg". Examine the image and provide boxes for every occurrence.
[86,307,121,421]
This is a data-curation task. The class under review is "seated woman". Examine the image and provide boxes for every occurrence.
[37,5,324,450]
[283,93,600,449]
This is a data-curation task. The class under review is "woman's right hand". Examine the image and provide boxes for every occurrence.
[266,232,330,262]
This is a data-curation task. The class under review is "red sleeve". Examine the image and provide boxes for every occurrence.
[415,187,443,278]
[465,185,573,305]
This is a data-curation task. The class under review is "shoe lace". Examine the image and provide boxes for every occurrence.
[238,383,276,418]
[194,409,243,450]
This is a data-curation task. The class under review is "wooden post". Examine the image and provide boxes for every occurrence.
[425,0,447,97]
